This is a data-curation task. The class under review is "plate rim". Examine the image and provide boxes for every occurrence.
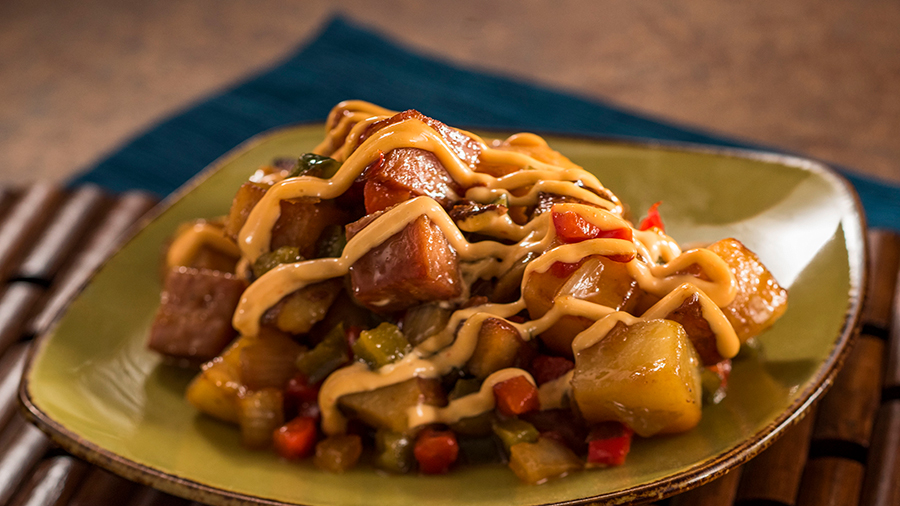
[18,123,869,506]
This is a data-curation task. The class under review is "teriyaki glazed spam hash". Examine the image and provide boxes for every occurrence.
[147,100,788,483]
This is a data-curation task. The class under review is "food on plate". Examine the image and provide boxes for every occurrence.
[147,100,788,483]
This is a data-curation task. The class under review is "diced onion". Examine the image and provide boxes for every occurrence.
[239,331,305,390]
[238,388,284,448]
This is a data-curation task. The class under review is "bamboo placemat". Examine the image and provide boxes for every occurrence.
[0,186,894,506]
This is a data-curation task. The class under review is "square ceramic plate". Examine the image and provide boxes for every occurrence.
[20,125,866,506]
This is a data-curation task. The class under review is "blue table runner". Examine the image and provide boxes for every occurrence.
[70,17,899,230]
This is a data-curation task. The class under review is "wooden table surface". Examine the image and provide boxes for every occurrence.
[0,0,898,187]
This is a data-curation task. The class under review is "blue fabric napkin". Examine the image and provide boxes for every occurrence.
[71,16,899,230]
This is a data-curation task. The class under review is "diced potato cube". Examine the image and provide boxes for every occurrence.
[337,377,447,432]
[315,434,363,473]
[466,318,525,379]
[508,437,583,484]
[572,319,702,437]
[168,220,239,274]
[270,197,346,258]
[261,279,343,335]
[224,181,268,240]
[185,363,240,424]
[524,255,640,357]
[185,337,252,423]
[707,238,788,341]
[189,246,239,274]
[223,181,346,259]
[374,429,415,473]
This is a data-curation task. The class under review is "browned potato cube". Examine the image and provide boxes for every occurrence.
[148,267,247,363]
[707,238,788,341]
[166,221,240,274]
[270,197,346,258]
[185,337,251,423]
[508,437,583,484]
[466,318,526,379]
[572,319,702,437]
[349,215,462,313]
[224,181,267,240]
[315,434,363,473]
[261,279,343,335]
[189,246,239,274]
[524,255,640,357]
[224,181,346,259]
[337,377,447,432]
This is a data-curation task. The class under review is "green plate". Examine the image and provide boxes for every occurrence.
[20,125,866,505]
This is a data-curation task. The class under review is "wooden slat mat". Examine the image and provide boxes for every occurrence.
[0,186,894,506]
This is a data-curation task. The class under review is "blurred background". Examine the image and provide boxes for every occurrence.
[1,0,897,187]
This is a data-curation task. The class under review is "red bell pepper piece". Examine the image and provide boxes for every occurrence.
[587,422,633,467]
[284,373,320,406]
[273,416,318,460]
[707,360,732,390]
[638,201,664,232]
[551,209,632,244]
[363,151,416,213]
[493,375,541,416]
[549,260,582,279]
[702,359,732,404]
[284,373,321,420]
[414,428,459,474]
[530,355,575,386]
[363,179,413,214]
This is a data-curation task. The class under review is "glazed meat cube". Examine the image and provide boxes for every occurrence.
[348,214,462,313]
[664,292,723,366]
[360,109,473,214]
[707,238,788,341]
[224,181,346,259]
[148,267,248,363]
[531,192,601,218]
[364,148,462,213]
[361,109,482,167]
